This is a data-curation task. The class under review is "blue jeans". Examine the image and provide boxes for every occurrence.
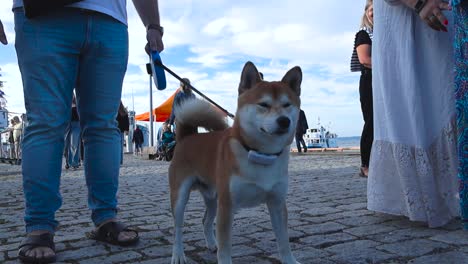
[14,8,129,233]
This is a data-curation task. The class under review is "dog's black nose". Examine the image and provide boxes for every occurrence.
[276,116,290,129]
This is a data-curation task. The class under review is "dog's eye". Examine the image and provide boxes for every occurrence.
[282,103,291,108]
[258,102,270,108]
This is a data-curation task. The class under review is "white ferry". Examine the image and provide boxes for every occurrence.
[303,125,338,148]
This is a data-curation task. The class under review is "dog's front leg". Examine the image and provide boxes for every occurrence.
[267,198,300,264]
[216,193,233,264]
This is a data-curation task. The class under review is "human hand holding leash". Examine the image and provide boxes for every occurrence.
[146,26,164,54]
[0,19,8,45]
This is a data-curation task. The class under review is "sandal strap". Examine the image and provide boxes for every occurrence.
[97,221,135,241]
[19,233,55,251]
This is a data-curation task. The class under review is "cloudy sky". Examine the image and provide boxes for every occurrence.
[0,0,365,137]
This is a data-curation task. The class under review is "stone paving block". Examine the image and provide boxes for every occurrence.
[300,232,357,248]
[140,245,173,258]
[231,244,262,257]
[78,250,142,264]
[325,240,395,264]
[232,256,273,264]
[430,231,468,246]
[408,251,468,264]
[57,246,109,261]
[376,239,449,257]
[335,215,390,227]
[367,228,445,243]
[296,221,346,235]
[301,206,342,217]
[343,223,397,236]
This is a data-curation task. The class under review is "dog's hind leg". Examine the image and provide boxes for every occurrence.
[216,192,233,264]
[170,177,194,264]
[201,188,217,252]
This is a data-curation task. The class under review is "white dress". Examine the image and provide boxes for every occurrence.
[368,0,460,228]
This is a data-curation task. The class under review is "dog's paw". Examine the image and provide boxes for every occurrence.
[171,252,187,264]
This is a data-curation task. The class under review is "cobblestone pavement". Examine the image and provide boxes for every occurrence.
[1,153,468,264]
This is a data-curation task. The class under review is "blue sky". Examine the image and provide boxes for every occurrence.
[0,0,365,137]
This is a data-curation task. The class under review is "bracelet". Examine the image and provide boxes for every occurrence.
[414,0,427,14]
[146,24,164,36]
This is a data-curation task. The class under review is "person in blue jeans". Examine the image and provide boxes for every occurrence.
[0,0,164,263]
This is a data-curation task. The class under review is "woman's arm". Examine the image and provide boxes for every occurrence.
[356,44,372,69]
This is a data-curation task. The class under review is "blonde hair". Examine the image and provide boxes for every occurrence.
[361,0,373,29]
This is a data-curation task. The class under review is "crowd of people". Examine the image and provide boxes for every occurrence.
[0,0,466,263]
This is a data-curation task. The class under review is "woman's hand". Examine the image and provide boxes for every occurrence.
[418,0,451,32]
[399,0,451,31]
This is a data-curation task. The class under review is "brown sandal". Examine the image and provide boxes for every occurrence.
[86,221,139,246]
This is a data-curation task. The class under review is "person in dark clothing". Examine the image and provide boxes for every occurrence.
[117,102,129,164]
[295,109,309,153]
[64,97,81,169]
[354,0,374,177]
[132,126,144,156]
[168,78,195,126]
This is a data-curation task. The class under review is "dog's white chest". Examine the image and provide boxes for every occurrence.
[229,164,288,209]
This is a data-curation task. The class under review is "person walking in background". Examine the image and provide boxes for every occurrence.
[452,0,468,230]
[64,96,81,170]
[12,115,23,160]
[354,0,374,177]
[0,0,164,263]
[117,102,129,165]
[133,126,144,156]
[168,78,196,127]
[7,118,16,159]
[368,0,458,228]
[295,109,308,153]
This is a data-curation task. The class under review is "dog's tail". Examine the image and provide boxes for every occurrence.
[175,98,229,142]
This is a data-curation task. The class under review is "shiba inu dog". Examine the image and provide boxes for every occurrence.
[169,61,302,264]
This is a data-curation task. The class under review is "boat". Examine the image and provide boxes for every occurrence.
[303,120,338,148]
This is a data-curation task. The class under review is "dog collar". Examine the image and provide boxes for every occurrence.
[240,141,283,165]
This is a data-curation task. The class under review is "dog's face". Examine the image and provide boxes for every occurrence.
[236,62,302,153]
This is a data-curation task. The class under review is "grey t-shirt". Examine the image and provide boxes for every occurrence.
[12,0,128,25]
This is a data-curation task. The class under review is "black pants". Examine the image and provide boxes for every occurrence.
[295,133,307,152]
[359,71,373,167]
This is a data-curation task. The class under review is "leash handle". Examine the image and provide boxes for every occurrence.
[153,60,235,119]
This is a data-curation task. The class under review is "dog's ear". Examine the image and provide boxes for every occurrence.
[281,66,302,96]
[238,61,261,95]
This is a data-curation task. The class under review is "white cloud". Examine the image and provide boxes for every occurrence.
[0,0,367,137]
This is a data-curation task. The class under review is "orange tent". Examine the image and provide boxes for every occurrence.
[135,91,177,122]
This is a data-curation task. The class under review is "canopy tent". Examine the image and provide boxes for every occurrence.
[135,91,176,122]
[135,90,229,123]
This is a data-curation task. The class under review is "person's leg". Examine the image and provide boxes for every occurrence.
[69,121,81,168]
[454,2,468,230]
[14,7,85,260]
[74,11,131,236]
[295,134,302,152]
[359,73,373,171]
[64,122,71,169]
[120,132,124,165]
[300,135,307,152]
